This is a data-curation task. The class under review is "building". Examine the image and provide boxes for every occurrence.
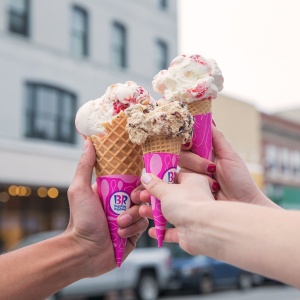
[213,95,263,188]
[261,113,300,209]
[0,0,178,248]
[214,95,300,209]
[274,107,300,125]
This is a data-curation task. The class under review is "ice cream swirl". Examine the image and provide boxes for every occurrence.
[152,54,224,103]
[125,99,194,145]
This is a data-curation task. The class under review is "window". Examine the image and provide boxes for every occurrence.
[8,0,30,36]
[265,144,278,178]
[111,22,127,68]
[155,40,168,71]
[25,83,76,144]
[159,0,168,10]
[71,6,88,57]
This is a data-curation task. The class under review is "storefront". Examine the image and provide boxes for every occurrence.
[0,183,69,250]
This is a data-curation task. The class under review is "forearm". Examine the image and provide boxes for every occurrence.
[198,201,300,288]
[0,232,89,300]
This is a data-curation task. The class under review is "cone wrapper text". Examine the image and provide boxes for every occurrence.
[96,174,141,267]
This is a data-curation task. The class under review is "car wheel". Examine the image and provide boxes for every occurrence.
[136,271,159,300]
[238,273,253,290]
[198,275,213,294]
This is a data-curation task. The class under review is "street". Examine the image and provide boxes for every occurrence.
[160,285,300,300]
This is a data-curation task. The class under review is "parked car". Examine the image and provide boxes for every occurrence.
[9,231,173,300]
[167,244,253,294]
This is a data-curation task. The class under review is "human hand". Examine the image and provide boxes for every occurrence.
[66,139,148,277]
[138,172,214,255]
[130,143,219,205]
[180,125,276,207]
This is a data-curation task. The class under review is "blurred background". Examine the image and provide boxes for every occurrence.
[0,0,300,299]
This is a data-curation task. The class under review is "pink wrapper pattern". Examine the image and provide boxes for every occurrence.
[143,153,178,247]
[191,113,212,160]
[96,175,140,267]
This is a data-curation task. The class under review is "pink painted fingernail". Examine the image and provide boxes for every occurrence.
[212,182,220,192]
[207,164,216,173]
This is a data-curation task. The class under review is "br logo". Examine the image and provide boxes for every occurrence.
[163,167,177,183]
[110,191,130,215]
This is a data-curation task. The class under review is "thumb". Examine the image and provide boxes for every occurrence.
[140,173,170,201]
[212,125,238,158]
[72,139,96,187]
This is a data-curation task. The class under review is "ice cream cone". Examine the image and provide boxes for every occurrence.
[125,99,193,247]
[91,112,144,177]
[142,135,181,247]
[142,135,182,155]
[91,111,143,267]
[187,99,212,160]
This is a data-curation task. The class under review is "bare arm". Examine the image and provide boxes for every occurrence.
[0,233,88,299]
[0,139,148,300]
[197,201,300,288]
[139,172,300,289]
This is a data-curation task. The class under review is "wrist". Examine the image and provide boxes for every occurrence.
[60,231,91,279]
[68,228,116,277]
[62,230,99,280]
[251,190,282,209]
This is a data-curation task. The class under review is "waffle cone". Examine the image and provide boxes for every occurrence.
[91,112,144,177]
[142,135,182,155]
[188,99,212,116]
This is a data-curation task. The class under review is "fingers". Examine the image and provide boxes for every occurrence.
[181,141,193,151]
[139,203,153,219]
[117,205,142,228]
[148,227,179,243]
[118,217,149,238]
[140,190,151,204]
[178,172,220,193]
[91,182,98,195]
[175,172,217,200]
[68,140,96,205]
[117,205,149,238]
[71,139,96,188]
[140,174,170,200]
[179,151,216,175]
[139,172,219,205]
[131,184,145,204]
[212,125,236,158]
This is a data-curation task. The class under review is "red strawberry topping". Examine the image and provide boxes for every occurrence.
[188,83,209,99]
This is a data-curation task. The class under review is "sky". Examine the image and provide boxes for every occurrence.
[178,0,300,113]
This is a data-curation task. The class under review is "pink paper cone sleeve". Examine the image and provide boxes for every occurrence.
[191,112,212,160]
[96,174,141,267]
[143,153,178,247]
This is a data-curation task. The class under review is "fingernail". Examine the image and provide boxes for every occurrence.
[212,119,217,127]
[212,182,220,192]
[183,142,190,147]
[141,173,153,184]
[207,164,216,173]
